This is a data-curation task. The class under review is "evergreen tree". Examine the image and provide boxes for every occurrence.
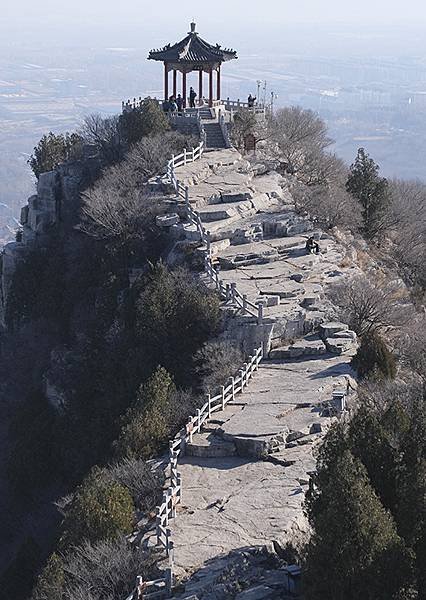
[348,405,401,513]
[28,131,82,179]
[115,367,176,459]
[351,331,397,380]
[304,428,413,600]
[119,98,170,146]
[346,148,390,239]
[60,469,134,549]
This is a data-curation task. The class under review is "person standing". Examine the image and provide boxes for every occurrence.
[176,94,183,113]
[189,87,197,108]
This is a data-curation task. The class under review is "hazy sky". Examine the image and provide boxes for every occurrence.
[3,0,426,24]
[3,0,426,35]
[1,0,425,57]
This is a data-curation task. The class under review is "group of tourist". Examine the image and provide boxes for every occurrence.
[162,87,198,114]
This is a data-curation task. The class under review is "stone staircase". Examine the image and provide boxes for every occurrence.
[203,122,227,149]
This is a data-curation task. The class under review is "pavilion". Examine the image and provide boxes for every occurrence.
[148,22,237,108]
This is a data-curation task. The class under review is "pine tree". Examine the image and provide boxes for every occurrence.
[348,405,401,513]
[304,428,413,600]
[346,148,390,239]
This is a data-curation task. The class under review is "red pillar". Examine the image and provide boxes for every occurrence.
[164,63,168,101]
[216,65,221,101]
[198,70,203,105]
[209,68,213,108]
[173,70,177,98]
[182,71,187,108]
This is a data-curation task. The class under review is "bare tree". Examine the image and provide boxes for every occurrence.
[387,179,426,289]
[328,274,413,337]
[268,106,333,180]
[230,109,270,151]
[80,132,195,249]
[294,182,362,230]
[395,315,426,381]
[79,113,124,164]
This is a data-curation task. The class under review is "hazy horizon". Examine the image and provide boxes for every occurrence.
[2,0,426,50]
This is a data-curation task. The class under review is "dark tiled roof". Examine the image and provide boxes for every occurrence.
[148,23,237,64]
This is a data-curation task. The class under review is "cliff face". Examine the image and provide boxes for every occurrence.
[1,147,101,326]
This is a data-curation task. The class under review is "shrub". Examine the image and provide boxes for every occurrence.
[134,263,221,385]
[28,132,83,178]
[115,367,175,460]
[32,553,65,600]
[32,540,160,600]
[107,457,164,512]
[351,332,397,380]
[60,469,134,548]
[119,98,170,146]
[193,340,244,395]
[304,436,414,600]
[328,274,410,337]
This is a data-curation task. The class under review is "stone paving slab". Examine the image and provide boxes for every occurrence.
[171,357,355,575]
[171,456,308,576]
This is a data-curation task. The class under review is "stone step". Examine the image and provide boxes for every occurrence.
[269,334,327,360]
[198,199,256,222]
[186,433,237,458]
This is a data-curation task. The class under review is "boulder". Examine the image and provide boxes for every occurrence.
[325,337,354,355]
[319,322,349,339]
[156,213,180,227]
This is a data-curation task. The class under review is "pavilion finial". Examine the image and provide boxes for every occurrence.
[190,21,196,33]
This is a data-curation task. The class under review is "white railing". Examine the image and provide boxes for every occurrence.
[167,143,265,323]
[126,129,267,599]
[223,98,266,114]
[154,345,263,556]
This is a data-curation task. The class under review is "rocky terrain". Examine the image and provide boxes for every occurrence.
[150,147,360,597]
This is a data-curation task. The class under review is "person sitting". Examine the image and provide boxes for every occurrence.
[305,237,321,254]
[305,236,315,253]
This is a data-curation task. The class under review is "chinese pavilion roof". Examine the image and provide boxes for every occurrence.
[148,23,238,64]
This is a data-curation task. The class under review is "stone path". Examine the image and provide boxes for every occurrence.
[160,147,359,593]
[171,355,354,578]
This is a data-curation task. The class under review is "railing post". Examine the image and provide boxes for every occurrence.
[171,490,177,519]
[136,575,144,598]
[226,283,231,301]
[185,186,190,206]
[242,294,248,315]
[247,355,253,381]
[177,473,182,504]
[155,507,162,546]
[243,363,248,390]
[163,491,169,526]
[240,368,245,391]
[230,282,237,304]
[208,393,212,418]
[258,301,264,324]
[231,376,235,400]
[197,408,202,432]
[183,148,187,165]
[187,417,193,443]
[166,527,172,555]
[221,385,226,410]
